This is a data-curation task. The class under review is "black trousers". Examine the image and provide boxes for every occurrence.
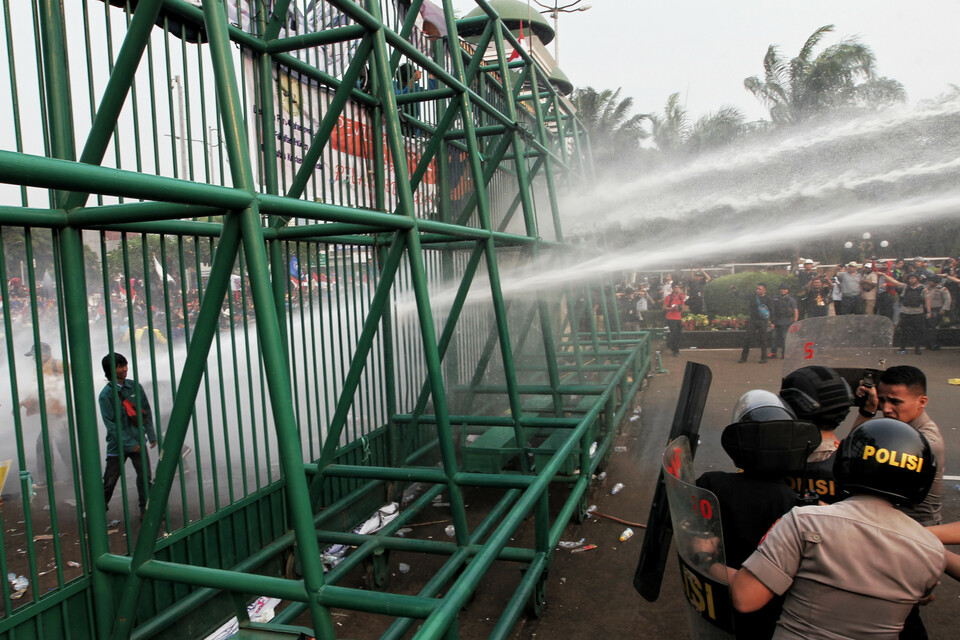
[899,313,925,351]
[103,451,152,511]
[772,324,791,356]
[926,311,942,348]
[840,294,862,315]
[741,321,769,360]
[666,318,682,354]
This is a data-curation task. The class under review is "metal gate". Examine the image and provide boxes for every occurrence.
[0,1,650,638]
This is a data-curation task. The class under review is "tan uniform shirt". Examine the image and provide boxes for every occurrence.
[861,272,879,302]
[807,436,840,463]
[898,412,943,526]
[743,495,945,639]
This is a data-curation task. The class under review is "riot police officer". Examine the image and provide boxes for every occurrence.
[779,365,854,503]
[696,390,820,640]
[730,418,945,639]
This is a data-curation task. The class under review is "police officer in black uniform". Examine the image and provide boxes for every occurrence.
[696,390,821,640]
[779,365,855,503]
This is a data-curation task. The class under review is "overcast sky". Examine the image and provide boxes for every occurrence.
[450,0,960,123]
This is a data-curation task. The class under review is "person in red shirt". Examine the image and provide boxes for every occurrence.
[663,283,686,357]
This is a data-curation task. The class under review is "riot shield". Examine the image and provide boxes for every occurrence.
[634,362,712,601]
[662,436,736,639]
[783,315,895,374]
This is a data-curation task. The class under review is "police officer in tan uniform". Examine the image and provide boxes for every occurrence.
[853,365,943,525]
[729,418,945,639]
[853,365,944,639]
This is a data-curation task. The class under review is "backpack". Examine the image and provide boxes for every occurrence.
[757,295,770,320]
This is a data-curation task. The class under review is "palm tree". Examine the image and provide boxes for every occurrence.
[648,92,688,153]
[648,93,746,154]
[570,87,648,168]
[686,106,748,154]
[744,25,905,125]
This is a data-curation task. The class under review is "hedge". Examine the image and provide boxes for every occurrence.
[704,271,797,317]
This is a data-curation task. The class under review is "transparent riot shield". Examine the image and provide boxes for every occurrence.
[663,437,736,639]
[783,315,895,375]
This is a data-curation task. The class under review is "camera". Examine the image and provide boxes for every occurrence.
[854,370,876,409]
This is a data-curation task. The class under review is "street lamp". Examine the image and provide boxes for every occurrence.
[843,233,889,262]
[532,0,592,65]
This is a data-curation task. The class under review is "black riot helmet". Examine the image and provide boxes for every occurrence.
[833,418,936,507]
[779,366,853,429]
[722,390,819,477]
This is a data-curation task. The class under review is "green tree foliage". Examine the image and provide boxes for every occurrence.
[648,92,687,153]
[649,93,746,155]
[744,25,905,125]
[570,86,648,169]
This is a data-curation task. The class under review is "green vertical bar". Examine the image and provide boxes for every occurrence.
[200,0,335,635]
[442,5,529,467]
[366,0,471,546]
[526,67,565,244]
[60,227,114,639]
[491,21,563,416]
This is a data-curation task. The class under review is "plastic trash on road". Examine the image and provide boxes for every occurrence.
[558,537,586,549]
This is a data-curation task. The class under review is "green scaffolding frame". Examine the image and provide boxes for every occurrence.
[0,1,651,638]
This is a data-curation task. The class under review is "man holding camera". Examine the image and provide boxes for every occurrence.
[854,365,944,639]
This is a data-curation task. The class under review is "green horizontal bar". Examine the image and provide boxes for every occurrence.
[275,223,395,240]
[517,92,554,101]
[416,227,539,245]
[311,464,450,484]
[315,530,537,565]
[457,384,607,395]
[453,472,537,488]
[90,220,224,238]
[318,585,439,618]
[454,16,489,31]
[160,0,266,52]
[395,87,457,105]
[0,150,252,209]
[258,194,415,228]
[393,414,581,427]
[0,205,68,226]
[97,555,308,602]
[477,61,527,72]
[443,124,511,140]
[70,201,224,225]
[266,24,367,53]
[317,531,459,555]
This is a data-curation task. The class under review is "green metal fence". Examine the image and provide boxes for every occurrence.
[0,1,650,638]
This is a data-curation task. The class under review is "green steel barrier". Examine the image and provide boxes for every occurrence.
[0,1,650,638]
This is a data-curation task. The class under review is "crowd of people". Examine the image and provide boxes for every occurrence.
[794,256,958,354]
[608,257,958,363]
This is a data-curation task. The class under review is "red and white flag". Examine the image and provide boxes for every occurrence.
[509,22,525,61]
